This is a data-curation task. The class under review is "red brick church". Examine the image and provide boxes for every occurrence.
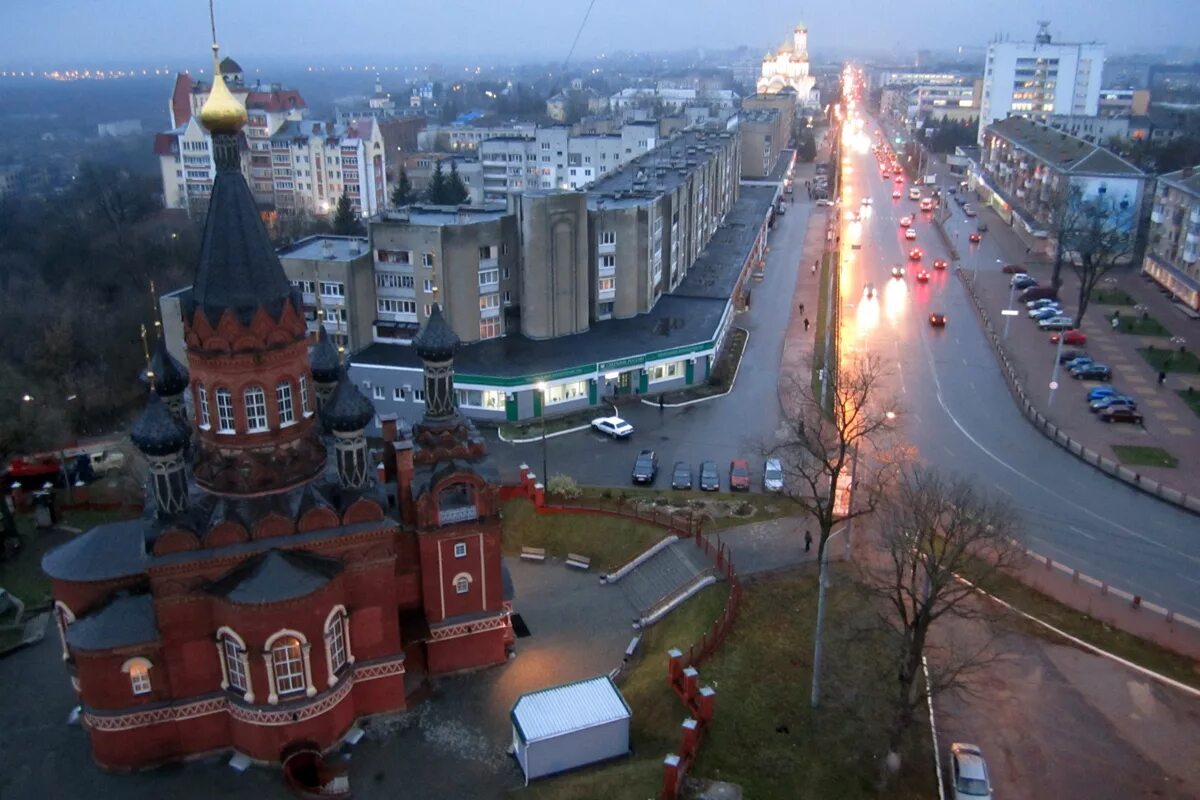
[41,64,513,771]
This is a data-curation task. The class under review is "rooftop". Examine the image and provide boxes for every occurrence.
[207,549,343,604]
[587,128,735,204]
[740,108,781,124]
[986,117,1143,177]
[510,675,631,744]
[66,593,158,652]
[375,204,509,227]
[674,186,777,299]
[1158,166,1200,197]
[278,235,370,262]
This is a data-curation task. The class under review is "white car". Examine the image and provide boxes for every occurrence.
[1026,298,1059,310]
[949,743,992,799]
[1038,315,1075,330]
[763,458,784,492]
[591,416,634,438]
[816,198,835,207]
[1009,273,1031,286]
[905,228,917,240]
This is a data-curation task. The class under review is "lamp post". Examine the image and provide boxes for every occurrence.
[536,381,548,487]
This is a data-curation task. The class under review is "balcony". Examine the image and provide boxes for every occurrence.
[1184,246,1199,264]
[1191,207,1200,225]
[479,256,498,270]
[599,241,616,254]
[480,305,500,319]
[438,504,478,526]
[1151,210,1165,224]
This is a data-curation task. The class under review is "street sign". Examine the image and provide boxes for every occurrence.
[1000,309,1019,316]
[1049,381,1059,390]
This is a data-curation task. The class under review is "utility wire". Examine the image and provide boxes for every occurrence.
[562,0,599,73]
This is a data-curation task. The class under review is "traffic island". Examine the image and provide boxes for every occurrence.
[1114,315,1171,336]
[1090,287,1135,305]
[654,327,748,405]
[1139,347,1200,374]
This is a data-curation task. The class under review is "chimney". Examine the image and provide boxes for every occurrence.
[348,238,362,255]
[322,239,335,259]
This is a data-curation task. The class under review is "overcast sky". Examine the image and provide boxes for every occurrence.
[4,0,1195,66]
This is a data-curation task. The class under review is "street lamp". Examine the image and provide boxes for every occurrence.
[536,381,548,487]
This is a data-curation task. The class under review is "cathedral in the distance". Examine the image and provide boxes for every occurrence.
[757,23,819,108]
[41,46,513,771]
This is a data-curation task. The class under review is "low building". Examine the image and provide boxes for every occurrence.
[1044,114,1135,144]
[511,676,631,783]
[1098,88,1151,118]
[973,117,1147,256]
[1144,166,1200,311]
[97,119,142,137]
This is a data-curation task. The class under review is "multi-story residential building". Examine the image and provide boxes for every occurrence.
[978,22,1104,143]
[351,126,776,423]
[1043,114,1137,144]
[742,92,797,151]
[267,118,387,217]
[478,122,657,201]
[1144,167,1200,311]
[1098,88,1151,118]
[608,87,739,115]
[418,120,537,152]
[399,153,484,205]
[973,117,1147,255]
[738,109,784,179]
[277,236,376,352]
[907,82,982,124]
[869,68,976,90]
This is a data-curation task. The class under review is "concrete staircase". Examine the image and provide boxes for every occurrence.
[618,540,715,617]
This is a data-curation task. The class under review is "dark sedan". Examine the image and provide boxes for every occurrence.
[1099,406,1144,424]
[1071,363,1112,381]
[1090,395,1136,413]
[699,461,720,492]
[670,461,693,490]
[631,449,658,485]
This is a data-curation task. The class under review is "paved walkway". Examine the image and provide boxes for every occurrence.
[958,201,1200,498]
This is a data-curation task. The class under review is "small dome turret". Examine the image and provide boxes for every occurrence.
[320,371,376,434]
[131,394,189,457]
[413,304,460,362]
[199,47,247,135]
[150,339,189,397]
[309,328,341,384]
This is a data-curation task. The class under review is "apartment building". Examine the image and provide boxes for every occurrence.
[265,118,387,216]
[418,121,537,152]
[869,69,975,90]
[1098,88,1150,118]
[1144,167,1200,311]
[738,109,784,179]
[978,22,1104,143]
[973,117,1146,255]
[609,87,739,115]
[350,126,771,423]
[397,153,485,205]
[277,236,376,351]
[742,92,797,152]
[907,82,982,124]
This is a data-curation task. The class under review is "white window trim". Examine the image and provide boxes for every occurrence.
[121,656,153,696]
[197,384,211,430]
[244,386,269,433]
[215,388,236,434]
[322,605,355,688]
[263,628,317,704]
[276,381,295,427]
[215,626,254,702]
[453,571,473,595]
[453,541,467,558]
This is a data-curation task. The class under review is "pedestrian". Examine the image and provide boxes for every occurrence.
[1158,371,1167,386]
[1143,310,1150,322]
[804,317,810,331]
[658,394,665,411]
[798,302,805,313]
[812,261,818,275]
[804,530,812,553]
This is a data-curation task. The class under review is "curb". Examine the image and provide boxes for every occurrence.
[638,327,750,409]
[496,422,593,445]
[954,268,1200,517]
[923,655,946,800]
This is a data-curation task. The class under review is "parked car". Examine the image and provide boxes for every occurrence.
[1009,273,1032,286]
[670,461,693,490]
[1099,406,1144,424]
[1071,363,1112,381]
[1050,330,1087,345]
[1019,286,1059,302]
[963,204,978,217]
[1029,306,1062,320]
[631,450,658,485]
[1087,385,1119,401]
[591,416,634,438]
[1026,298,1060,310]
[949,743,993,800]
[729,459,752,491]
[763,458,784,493]
[1059,349,1088,364]
[699,461,720,492]
[1090,395,1135,412]
[816,199,834,207]
[1038,316,1076,330]
[929,312,948,327]
[1064,355,1095,370]
[1002,263,1026,274]
[968,232,982,243]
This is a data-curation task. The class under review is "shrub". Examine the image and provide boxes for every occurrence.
[547,474,582,500]
[654,496,669,506]
[600,488,613,500]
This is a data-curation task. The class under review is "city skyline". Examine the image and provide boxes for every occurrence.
[4,0,1197,67]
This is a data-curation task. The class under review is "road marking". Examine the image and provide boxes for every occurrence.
[897,360,907,393]
[1068,525,1098,541]
[1178,572,1200,587]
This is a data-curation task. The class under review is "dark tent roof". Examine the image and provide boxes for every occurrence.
[66,593,159,651]
[321,371,376,433]
[208,549,343,604]
[309,327,341,383]
[413,303,460,361]
[131,394,189,456]
[219,56,243,74]
[150,337,189,397]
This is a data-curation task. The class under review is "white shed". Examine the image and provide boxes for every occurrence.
[510,675,632,782]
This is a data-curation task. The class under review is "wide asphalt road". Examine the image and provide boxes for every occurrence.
[842,124,1200,618]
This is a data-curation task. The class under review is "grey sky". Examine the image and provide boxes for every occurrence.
[3,0,1195,66]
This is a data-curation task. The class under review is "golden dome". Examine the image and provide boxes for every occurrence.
[199,69,247,135]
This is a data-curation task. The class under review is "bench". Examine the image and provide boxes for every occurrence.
[519,546,546,562]
[624,635,642,660]
[565,552,591,571]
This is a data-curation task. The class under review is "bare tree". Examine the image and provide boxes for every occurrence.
[1048,183,1137,325]
[864,466,1021,776]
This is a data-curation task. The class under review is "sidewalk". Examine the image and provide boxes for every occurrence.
[778,212,830,408]
[946,201,1200,504]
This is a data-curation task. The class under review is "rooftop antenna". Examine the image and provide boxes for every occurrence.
[208,0,220,70]
[1035,20,1052,45]
[140,323,154,393]
[149,279,163,343]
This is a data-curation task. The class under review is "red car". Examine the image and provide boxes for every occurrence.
[915,269,930,282]
[1001,264,1025,274]
[933,258,948,270]
[908,247,923,261]
[929,312,948,327]
[729,459,752,491]
[969,232,982,243]
[1050,330,1087,345]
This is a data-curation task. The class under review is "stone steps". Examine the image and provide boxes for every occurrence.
[619,539,714,616]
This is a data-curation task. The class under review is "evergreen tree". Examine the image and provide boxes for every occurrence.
[390,166,414,207]
[426,161,447,204]
[445,162,470,205]
[332,192,363,235]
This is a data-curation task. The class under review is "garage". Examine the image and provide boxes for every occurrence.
[510,675,632,783]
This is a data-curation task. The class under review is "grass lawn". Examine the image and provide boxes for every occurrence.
[1179,388,1200,419]
[1090,287,1135,305]
[567,486,798,531]
[986,569,1200,692]
[523,570,936,799]
[1111,445,1178,468]
[1139,347,1200,374]
[0,521,77,609]
[1115,315,1171,336]
[500,409,598,442]
[500,498,668,572]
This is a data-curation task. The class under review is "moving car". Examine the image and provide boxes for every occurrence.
[591,416,634,438]
[892,188,902,199]
[1050,330,1087,345]
[968,232,982,243]
[919,198,933,212]
[905,227,917,240]
[1071,363,1112,381]
[631,450,658,485]
[1099,406,1144,424]
[699,461,720,492]
[933,258,948,270]
[899,215,913,227]
[929,312,948,327]
[816,198,834,207]
[729,459,752,491]
[908,187,922,200]
[864,282,876,299]
[1090,395,1135,412]
[977,221,988,232]
[891,265,906,278]
[763,458,784,493]
[949,743,993,800]
[963,204,978,217]
[1038,315,1076,330]
[909,247,923,261]
[670,461,693,490]
[915,269,930,282]
[860,197,873,206]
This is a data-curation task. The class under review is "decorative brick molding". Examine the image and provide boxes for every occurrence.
[427,613,507,642]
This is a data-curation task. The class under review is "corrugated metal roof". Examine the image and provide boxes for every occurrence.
[511,675,631,744]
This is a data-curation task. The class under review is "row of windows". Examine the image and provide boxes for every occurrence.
[376,249,435,267]
[197,378,311,434]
